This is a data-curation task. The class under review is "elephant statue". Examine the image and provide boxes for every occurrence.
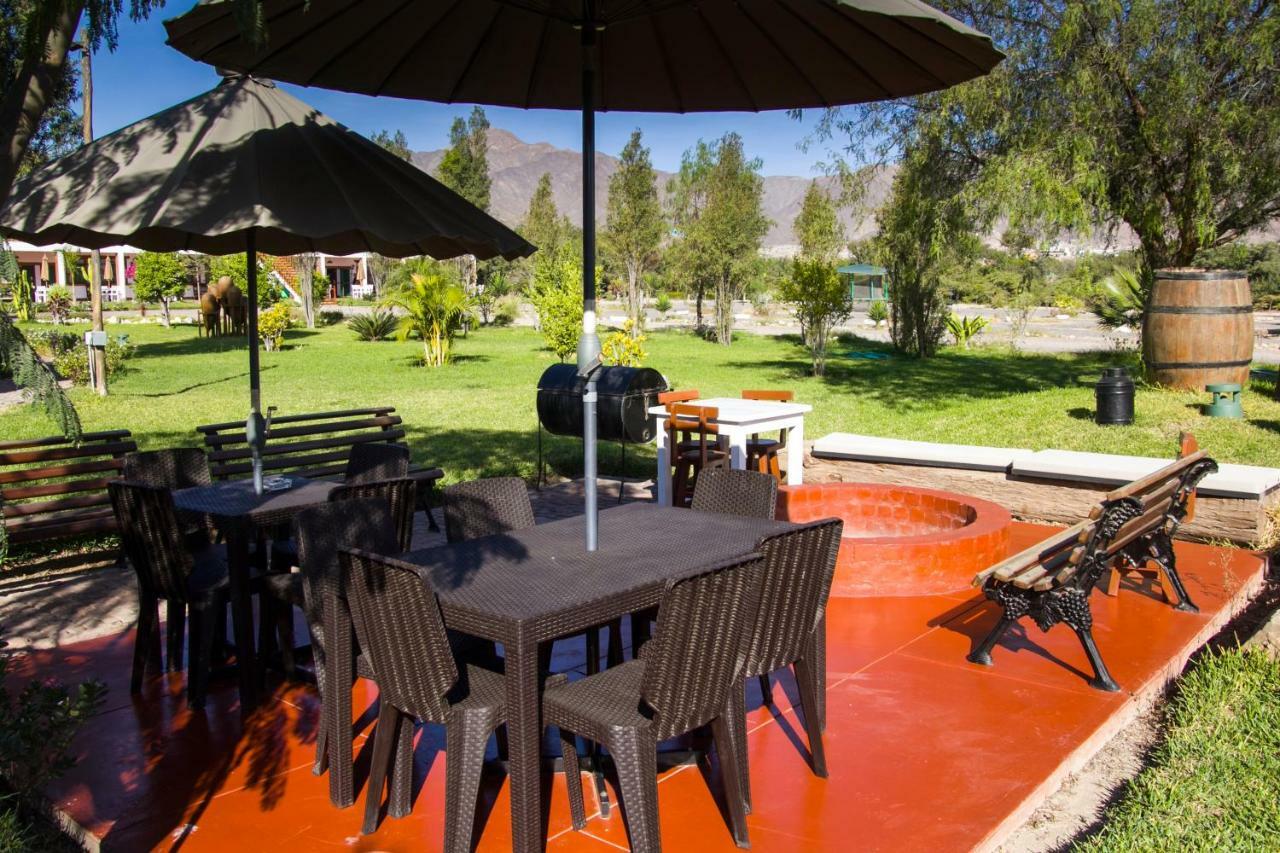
[221,282,248,337]
[199,291,222,337]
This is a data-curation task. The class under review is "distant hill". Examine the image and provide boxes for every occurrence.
[412,128,891,252]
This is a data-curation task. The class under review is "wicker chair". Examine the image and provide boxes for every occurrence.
[340,546,507,846]
[725,518,842,815]
[120,448,216,666]
[109,479,258,709]
[631,468,779,650]
[344,442,411,484]
[442,476,535,543]
[444,477,622,673]
[548,551,765,852]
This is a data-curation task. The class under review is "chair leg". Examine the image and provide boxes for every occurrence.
[711,715,751,848]
[967,614,1017,667]
[630,611,652,651]
[443,715,497,853]
[792,657,828,778]
[586,628,601,676]
[313,714,329,775]
[558,728,587,830]
[362,702,402,835]
[608,729,660,853]
[607,618,625,668]
[165,600,185,673]
[275,602,297,679]
[757,673,772,706]
[1075,626,1120,692]
[132,594,160,693]
[188,602,220,710]
[812,619,828,732]
[725,682,752,815]
[1153,535,1199,613]
[389,716,415,819]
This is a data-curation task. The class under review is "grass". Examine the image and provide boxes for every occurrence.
[5,321,1280,482]
[1077,646,1280,851]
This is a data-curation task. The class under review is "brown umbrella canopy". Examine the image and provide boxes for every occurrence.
[1,75,533,261]
[165,0,1003,112]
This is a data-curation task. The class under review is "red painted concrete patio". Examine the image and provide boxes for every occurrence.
[8,522,1266,853]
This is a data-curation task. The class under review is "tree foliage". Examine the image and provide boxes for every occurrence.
[529,247,586,363]
[667,133,769,345]
[382,260,475,367]
[793,182,844,262]
[0,313,81,440]
[435,106,491,212]
[132,251,186,327]
[370,128,411,161]
[603,130,664,338]
[779,259,851,376]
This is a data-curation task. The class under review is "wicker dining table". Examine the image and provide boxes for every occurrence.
[350,502,795,853]
[173,474,337,711]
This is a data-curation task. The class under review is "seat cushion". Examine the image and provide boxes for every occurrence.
[543,659,649,734]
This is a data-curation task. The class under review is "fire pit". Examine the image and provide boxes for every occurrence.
[777,483,1013,597]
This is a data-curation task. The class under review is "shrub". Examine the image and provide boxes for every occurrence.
[946,314,989,349]
[602,320,648,366]
[317,309,344,327]
[381,263,475,367]
[347,309,398,342]
[1093,268,1146,331]
[52,337,132,385]
[529,254,584,362]
[257,303,293,351]
[779,259,853,376]
[491,295,520,328]
[654,291,672,314]
[867,300,889,325]
[25,330,79,359]
[44,286,73,324]
[132,252,188,327]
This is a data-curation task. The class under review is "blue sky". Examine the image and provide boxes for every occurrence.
[92,4,842,177]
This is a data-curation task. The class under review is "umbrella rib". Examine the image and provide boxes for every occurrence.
[690,4,757,112]
[811,2,948,92]
[642,6,684,112]
[523,15,551,109]
[772,2,898,101]
[372,0,467,97]
[733,2,829,108]
[446,4,505,103]
[303,0,420,87]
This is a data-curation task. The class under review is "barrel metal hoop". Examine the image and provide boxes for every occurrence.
[1156,270,1249,280]
[1148,359,1252,370]
[1147,305,1251,315]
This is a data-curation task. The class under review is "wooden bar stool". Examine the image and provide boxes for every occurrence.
[668,404,728,507]
[658,389,701,456]
[742,389,794,481]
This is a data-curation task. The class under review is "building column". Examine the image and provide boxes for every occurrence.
[55,251,67,287]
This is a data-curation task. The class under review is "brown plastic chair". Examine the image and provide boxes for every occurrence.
[657,388,701,457]
[341,546,506,847]
[109,479,257,709]
[742,389,794,481]
[547,551,765,852]
[725,518,843,815]
[668,404,729,508]
[121,448,216,665]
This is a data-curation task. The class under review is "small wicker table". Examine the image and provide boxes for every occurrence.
[173,475,337,711]
[369,502,795,853]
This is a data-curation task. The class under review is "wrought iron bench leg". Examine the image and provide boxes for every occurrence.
[967,614,1017,667]
[1074,626,1120,692]
[1151,533,1199,613]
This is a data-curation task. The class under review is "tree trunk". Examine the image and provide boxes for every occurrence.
[161,298,171,328]
[695,282,704,329]
[715,272,733,346]
[627,261,642,337]
[0,2,85,208]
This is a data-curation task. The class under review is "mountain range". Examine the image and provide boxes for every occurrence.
[412,128,891,253]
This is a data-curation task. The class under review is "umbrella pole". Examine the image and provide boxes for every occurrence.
[578,24,602,551]
[245,230,266,495]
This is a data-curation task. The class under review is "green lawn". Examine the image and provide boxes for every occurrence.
[1077,646,1280,852]
[5,320,1280,482]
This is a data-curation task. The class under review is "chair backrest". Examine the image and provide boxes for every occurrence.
[667,404,719,462]
[641,552,766,741]
[742,389,794,402]
[691,468,777,520]
[658,389,700,407]
[108,480,194,602]
[443,477,535,544]
[741,518,843,679]
[340,547,458,721]
[330,478,417,552]
[294,497,399,628]
[121,447,212,489]
[344,442,411,485]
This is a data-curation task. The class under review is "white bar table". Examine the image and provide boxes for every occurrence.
[649,396,812,506]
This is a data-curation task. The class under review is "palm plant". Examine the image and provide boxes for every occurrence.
[347,309,399,342]
[1094,268,1147,330]
[381,263,475,367]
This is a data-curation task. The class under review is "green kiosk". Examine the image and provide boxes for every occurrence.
[838,263,889,302]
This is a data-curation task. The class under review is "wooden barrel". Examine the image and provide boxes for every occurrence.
[1144,269,1252,390]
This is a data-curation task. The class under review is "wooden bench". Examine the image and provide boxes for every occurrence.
[1,431,138,551]
[968,435,1217,691]
[195,407,443,529]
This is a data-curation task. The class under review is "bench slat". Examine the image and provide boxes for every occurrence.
[0,458,125,487]
[0,430,131,451]
[195,407,395,434]
[2,493,112,519]
[5,510,118,544]
[202,415,403,447]
[0,440,137,467]
[207,430,406,464]
[974,520,1091,586]
[1103,450,1206,502]
[0,476,117,501]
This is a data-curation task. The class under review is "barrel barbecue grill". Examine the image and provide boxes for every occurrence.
[536,365,667,492]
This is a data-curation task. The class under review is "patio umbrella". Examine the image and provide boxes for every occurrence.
[167,0,1003,547]
[2,73,533,490]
